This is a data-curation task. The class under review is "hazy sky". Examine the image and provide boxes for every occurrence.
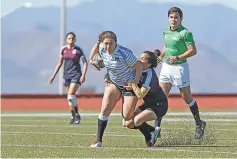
[1,0,237,17]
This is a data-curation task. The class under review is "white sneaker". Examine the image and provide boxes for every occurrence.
[90,141,102,148]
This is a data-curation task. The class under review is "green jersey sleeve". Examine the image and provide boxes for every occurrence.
[183,31,195,46]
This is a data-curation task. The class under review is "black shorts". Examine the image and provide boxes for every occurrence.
[64,75,81,87]
[115,84,136,96]
[105,73,136,96]
[138,100,168,119]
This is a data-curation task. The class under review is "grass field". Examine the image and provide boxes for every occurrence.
[1,110,237,158]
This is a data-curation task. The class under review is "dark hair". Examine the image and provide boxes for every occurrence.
[98,31,104,42]
[154,49,161,57]
[100,31,117,43]
[168,7,183,19]
[143,51,157,68]
[66,32,76,39]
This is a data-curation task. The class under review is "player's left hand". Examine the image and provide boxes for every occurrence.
[127,80,136,86]
[123,85,133,90]
[79,76,85,85]
[168,56,178,64]
[123,80,135,90]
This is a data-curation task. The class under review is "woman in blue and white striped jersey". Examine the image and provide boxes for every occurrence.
[89,31,143,148]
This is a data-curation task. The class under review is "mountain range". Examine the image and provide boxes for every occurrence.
[2,0,237,93]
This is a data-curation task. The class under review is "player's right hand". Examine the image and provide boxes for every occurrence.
[89,59,94,65]
[157,57,162,64]
[48,76,55,84]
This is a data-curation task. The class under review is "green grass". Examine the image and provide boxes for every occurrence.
[1,111,237,158]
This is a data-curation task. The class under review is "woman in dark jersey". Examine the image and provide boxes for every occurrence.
[124,51,168,147]
[48,32,88,124]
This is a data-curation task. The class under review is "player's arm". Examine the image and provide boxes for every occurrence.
[48,48,64,84]
[159,45,166,59]
[125,50,143,84]
[89,41,100,64]
[51,52,64,79]
[131,61,143,84]
[177,32,197,60]
[127,80,150,99]
[81,56,88,80]
[89,32,104,64]
[157,45,166,63]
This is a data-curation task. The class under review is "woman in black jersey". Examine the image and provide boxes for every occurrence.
[124,51,168,147]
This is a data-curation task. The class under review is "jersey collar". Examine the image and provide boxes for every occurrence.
[110,44,119,55]
[66,45,75,49]
[169,25,184,32]
[143,68,151,73]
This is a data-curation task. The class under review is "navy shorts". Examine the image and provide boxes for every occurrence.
[115,84,136,96]
[138,100,168,119]
[105,73,136,96]
[64,75,81,87]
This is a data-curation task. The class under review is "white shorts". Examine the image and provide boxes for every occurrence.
[159,62,190,88]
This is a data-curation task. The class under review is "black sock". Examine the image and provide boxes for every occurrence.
[97,119,108,142]
[70,110,75,118]
[138,122,155,142]
[154,118,162,127]
[130,126,138,129]
[74,107,79,114]
[189,102,201,126]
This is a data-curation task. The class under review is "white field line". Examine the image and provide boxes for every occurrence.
[2,119,237,126]
[2,131,237,139]
[2,144,237,156]
[1,131,137,137]
[2,124,237,132]
[1,112,237,117]
[1,118,237,122]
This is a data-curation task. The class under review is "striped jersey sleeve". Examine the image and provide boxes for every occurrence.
[119,46,137,66]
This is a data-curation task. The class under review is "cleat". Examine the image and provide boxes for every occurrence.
[69,116,75,124]
[90,141,102,148]
[195,120,206,139]
[155,127,161,138]
[146,141,153,147]
[74,114,81,124]
[146,129,160,147]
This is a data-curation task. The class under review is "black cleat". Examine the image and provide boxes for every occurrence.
[69,117,75,124]
[74,113,81,124]
[195,120,206,139]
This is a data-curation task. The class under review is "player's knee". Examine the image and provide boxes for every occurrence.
[123,113,133,121]
[133,117,142,127]
[125,120,135,129]
[98,113,109,121]
[122,109,134,121]
[67,95,77,107]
